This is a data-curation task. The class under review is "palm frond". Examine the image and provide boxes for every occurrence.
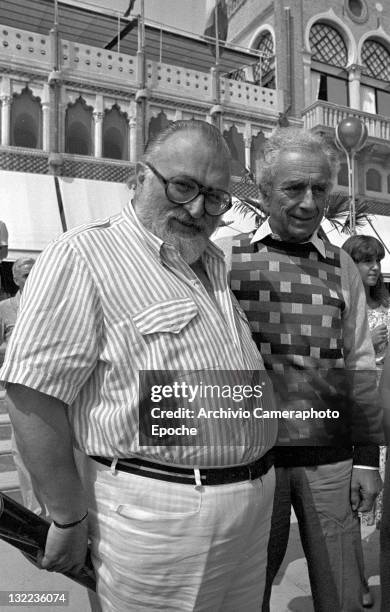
[324,192,371,235]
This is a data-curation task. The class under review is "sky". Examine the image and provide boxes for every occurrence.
[63,0,210,35]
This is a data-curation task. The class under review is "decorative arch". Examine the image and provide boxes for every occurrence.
[248,24,276,51]
[304,9,356,65]
[147,110,171,145]
[357,27,390,62]
[250,130,266,175]
[103,104,129,160]
[65,96,93,156]
[309,22,348,68]
[223,125,245,176]
[10,86,42,149]
[252,30,275,89]
[361,38,390,82]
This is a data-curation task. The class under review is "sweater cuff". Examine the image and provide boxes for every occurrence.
[353,445,379,468]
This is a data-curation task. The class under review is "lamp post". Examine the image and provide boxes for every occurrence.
[335,117,368,234]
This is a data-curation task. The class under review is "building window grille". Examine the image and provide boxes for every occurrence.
[253,31,275,89]
[362,39,390,82]
[310,23,348,68]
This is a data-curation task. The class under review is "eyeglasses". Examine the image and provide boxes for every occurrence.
[145,162,232,216]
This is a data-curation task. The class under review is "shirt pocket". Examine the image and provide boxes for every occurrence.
[132,297,198,336]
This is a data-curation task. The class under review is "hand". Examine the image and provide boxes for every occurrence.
[350,468,383,513]
[371,324,388,350]
[38,519,89,575]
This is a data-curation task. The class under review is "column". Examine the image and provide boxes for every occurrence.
[1,95,12,146]
[347,64,363,110]
[93,111,104,158]
[302,51,313,109]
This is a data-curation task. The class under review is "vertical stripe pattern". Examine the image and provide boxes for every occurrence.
[1,204,277,466]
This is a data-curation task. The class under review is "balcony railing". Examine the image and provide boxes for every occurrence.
[0,24,283,117]
[303,101,390,141]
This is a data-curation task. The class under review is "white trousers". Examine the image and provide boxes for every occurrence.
[82,457,275,612]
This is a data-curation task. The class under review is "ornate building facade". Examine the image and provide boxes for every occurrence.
[228,0,390,213]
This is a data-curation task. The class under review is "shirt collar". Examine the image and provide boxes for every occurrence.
[123,200,225,263]
[250,219,326,257]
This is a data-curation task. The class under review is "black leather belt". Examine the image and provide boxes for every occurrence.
[90,451,274,486]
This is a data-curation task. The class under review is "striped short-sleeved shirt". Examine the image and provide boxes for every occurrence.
[1,203,277,467]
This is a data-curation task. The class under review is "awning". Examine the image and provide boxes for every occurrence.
[57,176,129,229]
[0,170,63,259]
[1,171,130,260]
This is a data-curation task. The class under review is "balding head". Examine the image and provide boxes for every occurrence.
[12,257,35,292]
[143,120,232,173]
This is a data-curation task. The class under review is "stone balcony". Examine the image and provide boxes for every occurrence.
[0,24,283,117]
[303,101,390,143]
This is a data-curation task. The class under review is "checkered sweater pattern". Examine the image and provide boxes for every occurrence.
[231,235,352,451]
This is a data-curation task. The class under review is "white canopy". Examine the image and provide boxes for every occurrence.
[1,171,129,259]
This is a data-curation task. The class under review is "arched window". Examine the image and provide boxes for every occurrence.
[362,40,390,82]
[310,23,348,106]
[10,87,42,149]
[366,168,382,192]
[103,105,129,160]
[65,97,93,155]
[223,125,245,176]
[253,31,275,89]
[147,111,171,145]
[361,39,390,117]
[250,130,266,175]
[337,163,349,187]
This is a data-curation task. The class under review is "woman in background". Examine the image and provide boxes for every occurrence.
[342,234,389,608]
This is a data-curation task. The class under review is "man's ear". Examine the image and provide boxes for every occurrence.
[136,162,146,187]
[258,187,271,215]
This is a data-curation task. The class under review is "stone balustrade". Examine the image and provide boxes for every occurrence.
[61,40,137,85]
[303,101,390,141]
[0,24,282,116]
[0,25,49,70]
[220,76,280,113]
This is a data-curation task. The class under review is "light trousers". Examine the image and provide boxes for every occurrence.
[82,457,275,612]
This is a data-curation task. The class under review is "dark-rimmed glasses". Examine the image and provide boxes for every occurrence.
[145,162,232,216]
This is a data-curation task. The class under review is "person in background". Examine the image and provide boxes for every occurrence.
[0,257,35,364]
[380,347,390,611]
[230,127,383,612]
[342,235,389,607]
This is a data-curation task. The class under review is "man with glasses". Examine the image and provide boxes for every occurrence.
[1,120,277,611]
[230,127,383,611]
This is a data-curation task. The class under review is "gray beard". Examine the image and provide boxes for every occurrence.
[166,232,208,264]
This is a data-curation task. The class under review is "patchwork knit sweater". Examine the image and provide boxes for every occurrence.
[231,233,382,467]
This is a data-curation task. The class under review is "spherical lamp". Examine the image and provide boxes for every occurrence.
[335,117,368,153]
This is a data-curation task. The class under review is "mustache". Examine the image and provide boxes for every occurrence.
[169,212,207,232]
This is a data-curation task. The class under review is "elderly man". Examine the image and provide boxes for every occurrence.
[0,257,35,363]
[230,128,383,611]
[1,120,277,612]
